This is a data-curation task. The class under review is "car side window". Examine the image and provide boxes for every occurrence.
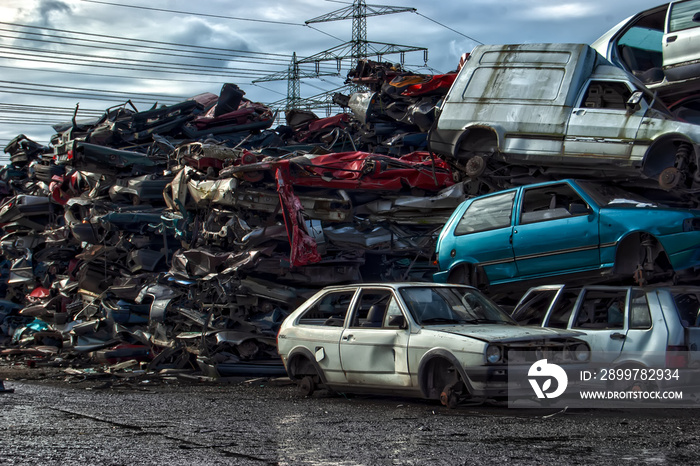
[669,0,700,32]
[297,290,355,327]
[629,290,652,329]
[579,81,632,111]
[454,191,515,235]
[573,290,627,330]
[350,290,394,328]
[520,183,589,224]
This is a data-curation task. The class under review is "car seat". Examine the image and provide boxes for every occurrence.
[362,304,386,327]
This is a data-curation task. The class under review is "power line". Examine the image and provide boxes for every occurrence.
[0,52,266,80]
[414,12,483,45]
[0,31,293,67]
[0,88,176,105]
[0,85,185,105]
[0,80,187,100]
[0,21,295,59]
[0,48,278,77]
[0,64,229,85]
[79,0,303,26]
[0,29,342,72]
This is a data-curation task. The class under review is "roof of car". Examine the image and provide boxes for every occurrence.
[316,282,475,290]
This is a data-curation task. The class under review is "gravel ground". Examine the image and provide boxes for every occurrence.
[2,360,700,465]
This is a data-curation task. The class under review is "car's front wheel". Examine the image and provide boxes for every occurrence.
[423,357,469,408]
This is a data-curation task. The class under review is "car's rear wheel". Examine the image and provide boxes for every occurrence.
[290,356,323,397]
[447,265,472,287]
[298,375,316,397]
[614,233,672,285]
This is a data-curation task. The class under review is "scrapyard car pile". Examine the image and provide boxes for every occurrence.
[0,68,466,380]
[3,3,700,388]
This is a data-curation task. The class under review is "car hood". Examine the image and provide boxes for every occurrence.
[429,324,583,343]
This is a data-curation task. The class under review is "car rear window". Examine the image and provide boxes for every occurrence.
[462,67,564,101]
[454,191,514,235]
[297,290,355,327]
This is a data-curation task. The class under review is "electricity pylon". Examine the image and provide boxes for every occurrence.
[253,53,339,111]
[257,1,428,115]
[305,0,422,72]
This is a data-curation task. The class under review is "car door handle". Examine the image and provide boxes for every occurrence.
[667,35,677,43]
[342,334,352,341]
[574,109,586,116]
[610,332,626,340]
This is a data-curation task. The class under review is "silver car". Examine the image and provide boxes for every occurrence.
[511,284,700,371]
[277,283,590,407]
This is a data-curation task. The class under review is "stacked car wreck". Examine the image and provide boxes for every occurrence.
[0,69,464,378]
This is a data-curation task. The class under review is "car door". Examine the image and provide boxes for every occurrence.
[339,288,412,387]
[292,288,357,385]
[446,190,517,283]
[564,80,647,159]
[569,289,629,363]
[620,289,661,365]
[511,182,599,277]
[663,0,700,80]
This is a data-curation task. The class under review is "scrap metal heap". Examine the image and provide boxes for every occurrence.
[0,65,463,379]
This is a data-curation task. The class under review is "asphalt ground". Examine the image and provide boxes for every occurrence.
[1,364,699,465]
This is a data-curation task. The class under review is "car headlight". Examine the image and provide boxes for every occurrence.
[573,343,590,362]
[486,345,502,364]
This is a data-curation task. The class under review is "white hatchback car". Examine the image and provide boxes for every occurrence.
[593,0,700,98]
[277,283,590,407]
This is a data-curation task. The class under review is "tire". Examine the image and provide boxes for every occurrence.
[615,234,671,285]
[298,375,316,397]
[424,358,469,407]
[447,265,472,287]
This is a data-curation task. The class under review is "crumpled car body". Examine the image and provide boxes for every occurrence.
[231,151,453,192]
[55,141,166,176]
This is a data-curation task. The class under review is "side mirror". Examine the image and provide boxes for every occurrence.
[568,202,591,215]
[692,12,700,22]
[626,91,644,113]
[387,315,407,329]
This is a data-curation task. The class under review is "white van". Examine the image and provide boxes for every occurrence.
[428,43,700,190]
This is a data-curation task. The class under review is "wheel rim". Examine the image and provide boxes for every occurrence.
[659,167,682,190]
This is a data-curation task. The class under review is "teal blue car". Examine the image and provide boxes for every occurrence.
[433,179,700,290]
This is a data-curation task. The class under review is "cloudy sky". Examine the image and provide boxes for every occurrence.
[0,0,667,155]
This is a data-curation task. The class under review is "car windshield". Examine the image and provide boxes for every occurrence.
[399,286,517,326]
[576,181,659,208]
